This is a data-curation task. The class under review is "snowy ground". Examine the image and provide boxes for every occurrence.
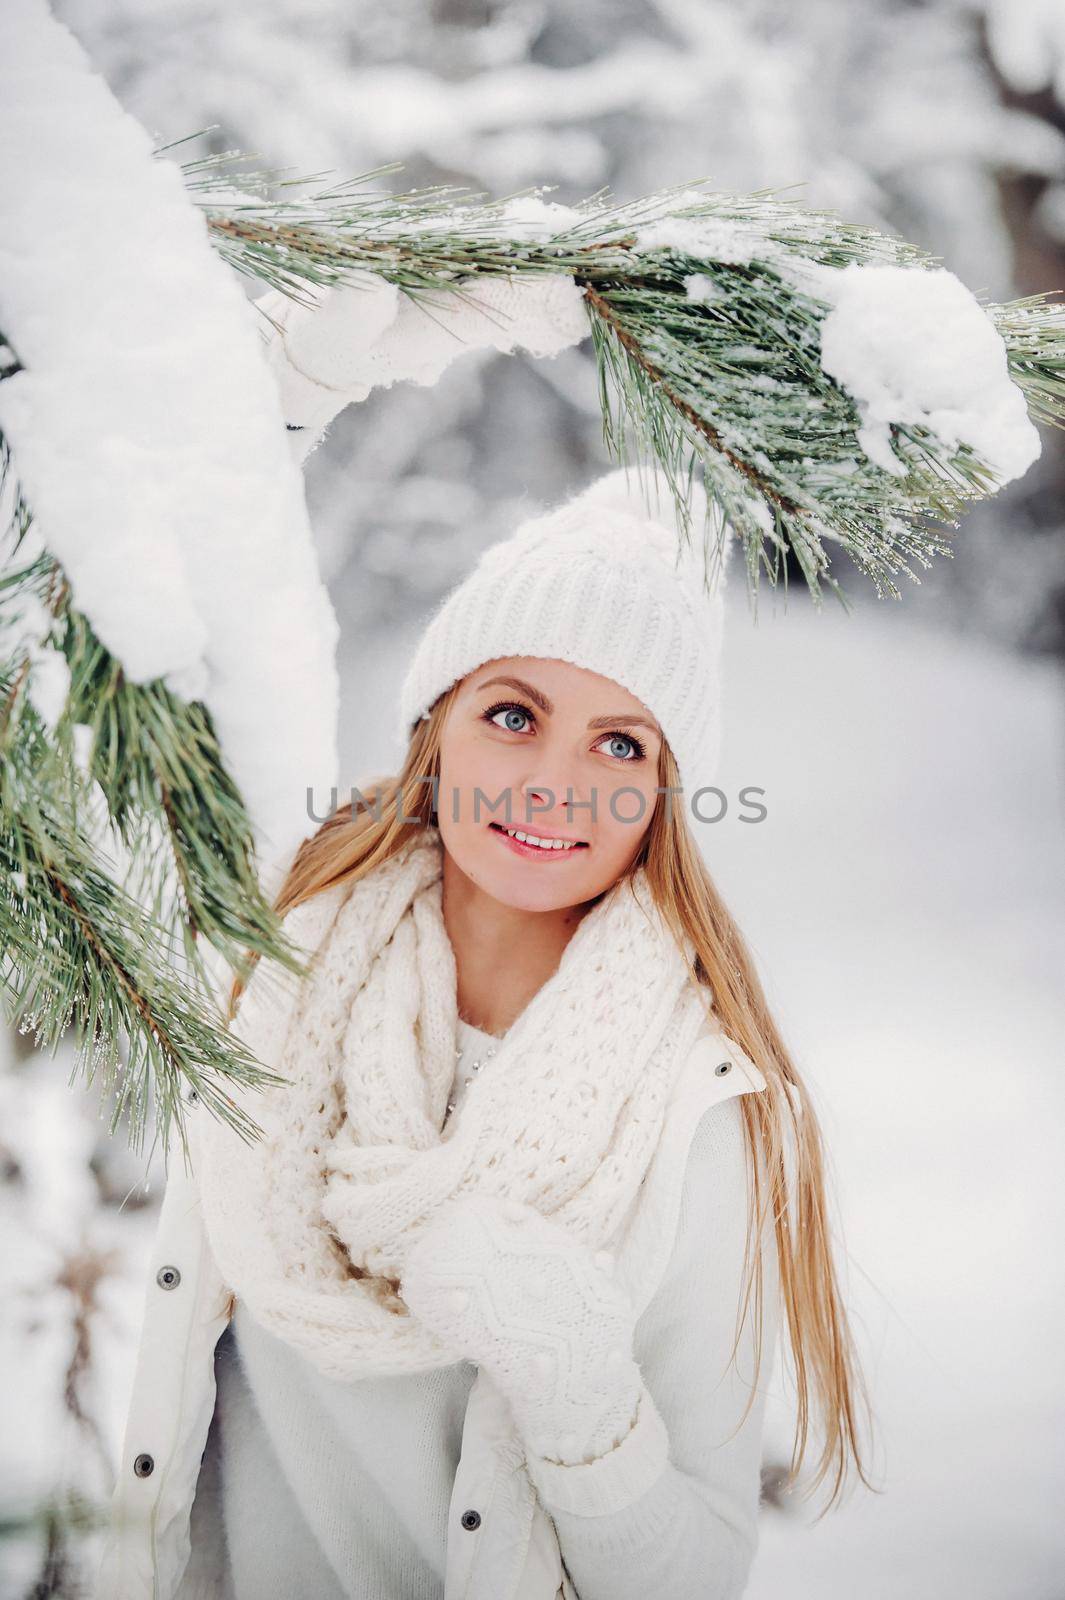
[345,585,1065,1599]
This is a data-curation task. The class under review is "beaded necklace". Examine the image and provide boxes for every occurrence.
[443,1023,501,1127]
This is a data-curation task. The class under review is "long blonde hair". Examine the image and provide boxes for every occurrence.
[229,682,876,1513]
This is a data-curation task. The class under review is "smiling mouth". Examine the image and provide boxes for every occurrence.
[488,822,589,855]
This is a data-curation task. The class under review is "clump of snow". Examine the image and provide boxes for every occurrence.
[0,0,339,861]
[0,581,70,731]
[818,263,1042,484]
[495,195,589,238]
[635,208,767,265]
[26,646,71,730]
[683,273,725,303]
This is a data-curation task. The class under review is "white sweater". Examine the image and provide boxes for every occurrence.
[175,1019,778,1600]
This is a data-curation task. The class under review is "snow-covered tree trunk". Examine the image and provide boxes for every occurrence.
[0,0,350,1168]
[0,0,340,863]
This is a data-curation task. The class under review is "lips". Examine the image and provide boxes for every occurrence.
[488,822,589,859]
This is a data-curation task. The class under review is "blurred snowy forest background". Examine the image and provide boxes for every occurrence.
[2,1,1064,1596]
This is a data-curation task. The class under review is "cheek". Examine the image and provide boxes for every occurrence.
[592,770,659,842]
[437,726,513,822]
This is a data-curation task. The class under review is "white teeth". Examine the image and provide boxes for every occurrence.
[503,828,577,850]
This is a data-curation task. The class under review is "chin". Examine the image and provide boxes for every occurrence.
[479,858,594,915]
[445,826,609,913]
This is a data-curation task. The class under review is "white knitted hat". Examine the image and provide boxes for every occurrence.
[398,464,731,790]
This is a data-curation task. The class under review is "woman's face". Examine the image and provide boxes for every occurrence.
[436,656,665,913]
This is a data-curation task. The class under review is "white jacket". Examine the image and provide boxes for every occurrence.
[93,1023,769,1600]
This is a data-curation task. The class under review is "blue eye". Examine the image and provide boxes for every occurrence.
[594,732,646,762]
[483,700,534,733]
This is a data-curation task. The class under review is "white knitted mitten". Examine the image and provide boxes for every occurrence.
[263,267,589,400]
[401,1192,644,1466]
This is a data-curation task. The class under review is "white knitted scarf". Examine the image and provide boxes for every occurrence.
[192,826,707,1382]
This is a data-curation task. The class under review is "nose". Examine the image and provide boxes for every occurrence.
[517,776,587,830]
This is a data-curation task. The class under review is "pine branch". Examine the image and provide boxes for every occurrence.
[59,597,299,983]
[990,293,1065,428]
[175,142,1062,606]
[0,659,297,1159]
[1,396,309,1154]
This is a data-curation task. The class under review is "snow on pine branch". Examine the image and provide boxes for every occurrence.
[0,0,339,861]
[632,205,1041,485]
[187,156,1062,603]
[816,263,1041,486]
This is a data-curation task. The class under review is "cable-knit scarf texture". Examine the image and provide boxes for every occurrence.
[192,827,707,1382]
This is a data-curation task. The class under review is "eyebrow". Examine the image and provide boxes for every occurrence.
[474,674,662,735]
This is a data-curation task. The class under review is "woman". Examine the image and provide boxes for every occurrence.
[96,281,872,1600]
